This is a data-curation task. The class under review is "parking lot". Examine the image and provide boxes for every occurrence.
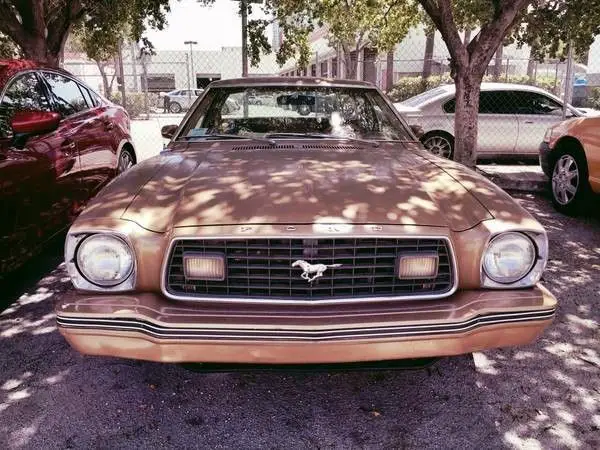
[1,192,598,449]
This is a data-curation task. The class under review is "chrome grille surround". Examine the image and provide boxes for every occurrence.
[161,235,458,305]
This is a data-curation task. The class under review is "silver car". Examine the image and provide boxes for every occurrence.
[395,83,584,159]
[166,89,204,113]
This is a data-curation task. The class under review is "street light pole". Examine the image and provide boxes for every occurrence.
[241,0,248,77]
[184,40,198,91]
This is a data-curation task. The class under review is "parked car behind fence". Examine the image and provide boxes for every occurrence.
[395,82,597,160]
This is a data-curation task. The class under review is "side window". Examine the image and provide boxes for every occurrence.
[43,72,89,116]
[0,72,51,138]
[523,92,563,115]
[443,98,455,113]
[79,85,95,108]
[479,91,515,114]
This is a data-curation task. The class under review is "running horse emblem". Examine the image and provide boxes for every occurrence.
[291,260,342,283]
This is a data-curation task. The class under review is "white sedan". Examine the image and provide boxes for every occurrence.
[395,82,585,160]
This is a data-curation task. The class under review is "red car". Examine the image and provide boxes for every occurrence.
[0,60,136,275]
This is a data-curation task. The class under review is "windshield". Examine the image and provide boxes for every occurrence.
[402,86,451,107]
[179,86,412,141]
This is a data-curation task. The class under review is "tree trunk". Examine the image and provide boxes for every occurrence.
[97,62,112,98]
[453,70,483,168]
[493,46,503,81]
[526,58,536,80]
[385,50,394,91]
[20,36,61,67]
[422,30,435,78]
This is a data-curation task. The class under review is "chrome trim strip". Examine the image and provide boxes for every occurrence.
[56,308,556,341]
[159,234,459,305]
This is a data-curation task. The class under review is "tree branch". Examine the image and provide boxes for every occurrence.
[418,0,468,72]
[0,2,26,46]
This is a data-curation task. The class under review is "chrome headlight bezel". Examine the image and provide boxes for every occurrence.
[481,231,548,289]
[65,232,136,292]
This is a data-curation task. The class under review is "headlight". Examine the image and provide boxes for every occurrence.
[483,232,536,284]
[76,234,134,287]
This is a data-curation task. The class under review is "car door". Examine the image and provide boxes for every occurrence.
[42,71,115,196]
[0,71,80,272]
[181,90,194,109]
[514,91,566,155]
[476,91,519,156]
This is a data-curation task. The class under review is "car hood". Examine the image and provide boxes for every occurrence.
[110,142,493,233]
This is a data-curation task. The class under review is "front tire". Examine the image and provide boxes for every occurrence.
[117,147,136,174]
[169,102,182,113]
[550,149,590,215]
[421,132,454,159]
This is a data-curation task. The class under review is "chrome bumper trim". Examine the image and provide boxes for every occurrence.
[57,308,555,342]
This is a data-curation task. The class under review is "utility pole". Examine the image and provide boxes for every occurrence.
[184,40,198,95]
[185,53,190,91]
[241,0,248,77]
[563,41,574,119]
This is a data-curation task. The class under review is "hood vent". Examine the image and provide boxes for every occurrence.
[231,144,296,151]
[301,144,364,151]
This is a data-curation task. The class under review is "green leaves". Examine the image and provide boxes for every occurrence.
[250,0,420,69]
[512,0,600,62]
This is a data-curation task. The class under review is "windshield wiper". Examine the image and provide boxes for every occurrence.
[264,132,379,147]
[180,134,276,145]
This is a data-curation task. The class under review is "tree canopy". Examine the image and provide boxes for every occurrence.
[246,0,419,78]
[0,0,170,66]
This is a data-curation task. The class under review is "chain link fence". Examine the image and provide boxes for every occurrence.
[62,30,600,161]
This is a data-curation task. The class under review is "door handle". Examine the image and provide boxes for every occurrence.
[524,120,535,124]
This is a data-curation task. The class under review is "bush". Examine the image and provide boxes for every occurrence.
[583,87,600,109]
[387,74,560,103]
[109,92,158,118]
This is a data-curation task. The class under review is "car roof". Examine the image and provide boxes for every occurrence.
[209,77,375,89]
[0,59,72,87]
[424,82,554,95]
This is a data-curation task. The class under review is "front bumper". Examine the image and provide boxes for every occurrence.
[539,141,553,177]
[56,285,556,364]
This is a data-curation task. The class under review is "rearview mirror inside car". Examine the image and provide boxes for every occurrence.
[161,124,178,139]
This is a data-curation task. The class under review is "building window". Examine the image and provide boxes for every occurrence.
[141,73,176,93]
[331,58,338,78]
[310,64,317,77]
[320,61,328,78]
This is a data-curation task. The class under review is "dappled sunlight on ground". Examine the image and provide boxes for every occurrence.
[0,193,598,448]
[471,193,600,449]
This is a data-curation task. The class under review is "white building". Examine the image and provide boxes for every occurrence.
[64,45,279,95]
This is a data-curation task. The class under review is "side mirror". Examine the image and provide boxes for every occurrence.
[10,110,61,149]
[410,124,425,139]
[11,110,60,136]
[161,124,178,139]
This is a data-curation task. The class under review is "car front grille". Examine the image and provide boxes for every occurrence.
[164,237,455,303]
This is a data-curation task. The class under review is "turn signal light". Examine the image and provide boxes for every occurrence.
[397,253,438,279]
[183,253,225,281]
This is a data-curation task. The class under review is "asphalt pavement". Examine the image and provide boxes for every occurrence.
[0,193,598,449]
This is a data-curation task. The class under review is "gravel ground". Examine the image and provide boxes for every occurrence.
[0,193,598,449]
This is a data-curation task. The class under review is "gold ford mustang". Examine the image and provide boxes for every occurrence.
[56,78,556,365]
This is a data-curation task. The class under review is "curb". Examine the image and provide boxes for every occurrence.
[477,169,549,193]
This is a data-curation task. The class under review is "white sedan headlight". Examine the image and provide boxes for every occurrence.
[66,233,136,291]
[481,232,546,288]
